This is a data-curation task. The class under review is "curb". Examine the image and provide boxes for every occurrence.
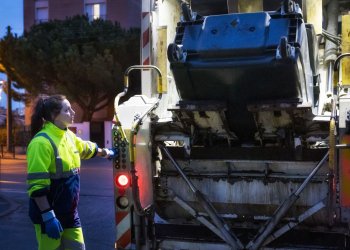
[0,194,20,217]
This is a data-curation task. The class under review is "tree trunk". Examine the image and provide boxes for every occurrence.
[6,76,13,152]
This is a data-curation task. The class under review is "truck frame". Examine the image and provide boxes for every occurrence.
[112,0,350,249]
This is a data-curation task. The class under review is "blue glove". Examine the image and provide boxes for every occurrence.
[102,148,118,160]
[41,210,63,239]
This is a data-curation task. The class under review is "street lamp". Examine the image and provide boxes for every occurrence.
[0,80,3,99]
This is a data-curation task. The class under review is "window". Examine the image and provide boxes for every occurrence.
[35,0,48,24]
[35,7,48,24]
[85,2,106,21]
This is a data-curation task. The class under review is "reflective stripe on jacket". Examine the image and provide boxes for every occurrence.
[27,122,97,197]
[26,122,97,228]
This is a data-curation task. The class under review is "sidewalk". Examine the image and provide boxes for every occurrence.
[0,152,27,160]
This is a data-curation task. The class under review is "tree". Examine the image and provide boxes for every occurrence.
[0,27,27,103]
[0,16,140,121]
[0,27,27,152]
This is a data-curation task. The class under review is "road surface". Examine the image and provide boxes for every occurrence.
[0,155,115,250]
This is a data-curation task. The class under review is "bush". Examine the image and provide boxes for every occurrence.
[0,126,31,147]
[0,128,6,145]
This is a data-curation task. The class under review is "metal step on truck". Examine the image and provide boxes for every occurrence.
[111,0,350,249]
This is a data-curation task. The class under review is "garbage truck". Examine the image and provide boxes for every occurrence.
[111,0,350,249]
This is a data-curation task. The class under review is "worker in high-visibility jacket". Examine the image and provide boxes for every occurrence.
[27,95,116,250]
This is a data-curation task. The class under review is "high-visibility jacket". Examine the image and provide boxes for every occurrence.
[27,122,97,229]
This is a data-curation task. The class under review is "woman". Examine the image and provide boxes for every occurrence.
[27,95,115,250]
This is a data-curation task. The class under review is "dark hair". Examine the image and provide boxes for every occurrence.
[31,95,66,138]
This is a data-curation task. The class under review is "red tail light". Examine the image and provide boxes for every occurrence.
[115,174,129,188]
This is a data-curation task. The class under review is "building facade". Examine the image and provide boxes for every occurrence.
[23,0,141,146]
[24,0,141,30]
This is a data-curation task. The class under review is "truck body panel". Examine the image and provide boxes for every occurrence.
[112,0,350,249]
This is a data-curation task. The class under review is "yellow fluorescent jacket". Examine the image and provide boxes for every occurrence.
[27,122,97,197]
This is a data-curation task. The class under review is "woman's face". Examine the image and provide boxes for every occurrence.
[53,99,75,129]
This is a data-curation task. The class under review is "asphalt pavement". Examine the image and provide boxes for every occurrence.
[0,154,26,217]
[0,192,19,216]
[0,154,116,250]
